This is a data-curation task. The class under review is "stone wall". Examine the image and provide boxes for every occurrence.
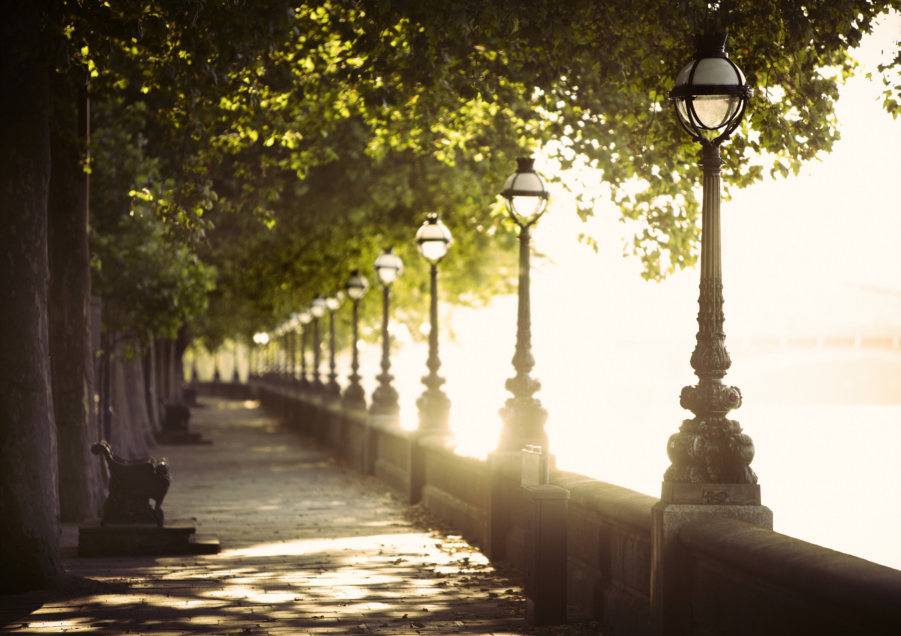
[680,517,901,635]
[236,381,901,636]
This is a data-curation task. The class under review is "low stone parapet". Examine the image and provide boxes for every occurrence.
[680,517,901,635]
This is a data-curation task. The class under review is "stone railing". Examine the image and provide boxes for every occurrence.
[200,380,901,636]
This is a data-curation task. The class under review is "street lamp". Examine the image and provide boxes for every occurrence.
[343,270,369,411]
[497,157,551,453]
[297,309,312,391]
[278,323,287,383]
[415,214,453,432]
[325,293,345,401]
[280,325,290,384]
[370,247,404,416]
[270,326,279,380]
[665,32,756,484]
[310,296,327,394]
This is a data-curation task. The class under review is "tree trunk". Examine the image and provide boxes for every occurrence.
[156,339,171,404]
[124,355,156,450]
[48,69,104,522]
[109,347,150,460]
[174,325,190,403]
[143,344,161,433]
[0,1,65,593]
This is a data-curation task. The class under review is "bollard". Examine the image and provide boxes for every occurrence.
[522,445,569,626]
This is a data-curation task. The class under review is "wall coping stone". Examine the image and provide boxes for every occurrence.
[680,517,901,625]
[494,462,656,532]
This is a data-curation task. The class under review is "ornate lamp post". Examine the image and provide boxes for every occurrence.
[324,293,345,401]
[665,32,756,486]
[277,327,288,383]
[369,248,404,416]
[297,309,312,391]
[343,270,369,410]
[415,214,453,432]
[288,314,300,388]
[310,296,327,394]
[497,157,551,454]
[652,33,766,636]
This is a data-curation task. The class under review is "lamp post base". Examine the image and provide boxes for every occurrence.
[324,379,342,403]
[497,397,548,453]
[416,388,451,433]
[369,373,399,416]
[342,378,366,412]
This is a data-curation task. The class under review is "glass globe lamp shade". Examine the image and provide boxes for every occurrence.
[374,248,404,286]
[326,292,344,311]
[299,311,311,325]
[253,332,270,345]
[310,296,327,318]
[670,33,750,138]
[415,214,453,263]
[344,270,369,300]
[501,157,550,223]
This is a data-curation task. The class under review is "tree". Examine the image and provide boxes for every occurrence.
[48,69,105,523]
[1,0,299,593]
[1,0,65,594]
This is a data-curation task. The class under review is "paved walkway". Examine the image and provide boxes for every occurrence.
[1,397,599,635]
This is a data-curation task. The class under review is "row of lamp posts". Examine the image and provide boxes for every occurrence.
[248,153,550,455]
[237,35,762,634]
[248,32,759,493]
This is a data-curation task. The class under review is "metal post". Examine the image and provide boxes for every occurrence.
[370,285,399,415]
[299,324,309,391]
[663,144,756,485]
[343,298,366,410]
[416,262,451,431]
[497,223,548,451]
[312,315,323,393]
[325,308,341,401]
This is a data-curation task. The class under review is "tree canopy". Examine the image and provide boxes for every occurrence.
[65,0,900,347]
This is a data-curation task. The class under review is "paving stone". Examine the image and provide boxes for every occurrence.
[1,397,611,635]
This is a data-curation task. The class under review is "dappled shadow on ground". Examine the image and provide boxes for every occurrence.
[3,529,602,634]
[0,397,607,635]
